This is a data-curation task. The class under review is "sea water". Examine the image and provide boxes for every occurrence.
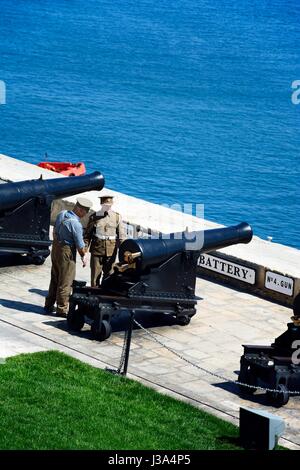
[0,0,299,247]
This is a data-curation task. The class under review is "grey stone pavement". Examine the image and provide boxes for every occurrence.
[0,253,299,450]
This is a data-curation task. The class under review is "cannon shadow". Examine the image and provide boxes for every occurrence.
[44,310,181,339]
[213,380,270,406]
[0,253,33,268]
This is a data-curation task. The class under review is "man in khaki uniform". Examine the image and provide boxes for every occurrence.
[44,197,93,317]
[84,195,126,286]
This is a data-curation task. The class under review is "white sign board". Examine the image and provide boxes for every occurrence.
[198,254,256,285]
[265,271,294,296]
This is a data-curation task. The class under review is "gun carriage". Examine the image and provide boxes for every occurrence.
[239,295,300,407]
[68,222,253,341]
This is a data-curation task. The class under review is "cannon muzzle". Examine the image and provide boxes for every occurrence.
[119,222,253,271]
[200,221,253,252]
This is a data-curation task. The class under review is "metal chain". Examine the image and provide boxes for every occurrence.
[133,318,300,395]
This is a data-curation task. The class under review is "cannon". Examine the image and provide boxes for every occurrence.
[68,222,253,341]
[238,297,300,407]
[0,171,104,264]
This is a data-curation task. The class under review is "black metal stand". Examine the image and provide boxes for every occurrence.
[122,311,134,376]
[106,311,134,376]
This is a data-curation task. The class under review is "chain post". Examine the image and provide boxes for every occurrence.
[121,310,134,376]
[106,310,135,376]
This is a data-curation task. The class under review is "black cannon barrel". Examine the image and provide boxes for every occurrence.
[200,221,253,252]
[119,222,253,271]
[0,171,105,212]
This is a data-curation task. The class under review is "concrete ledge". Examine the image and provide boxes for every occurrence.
[0,153,299,308]
[197,251,299,308]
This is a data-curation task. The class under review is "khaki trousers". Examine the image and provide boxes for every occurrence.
[45,242,76,314]
[90,255,115,287]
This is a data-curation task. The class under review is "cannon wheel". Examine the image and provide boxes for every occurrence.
[177,315,191,326]
[91,319,112,342]
[238,364,257,395]
[266,384,289,407]
[67,306,85,332]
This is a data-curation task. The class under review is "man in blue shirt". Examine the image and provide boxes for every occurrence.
[44,197,93,317]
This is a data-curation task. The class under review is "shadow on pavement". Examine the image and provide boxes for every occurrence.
[29,288,48,297]
[111,310,179,332]
[44,310,181,340]
[214,380,275,407]
[0,253,31,267]
[0,298,46,315]
[43,318,92,340]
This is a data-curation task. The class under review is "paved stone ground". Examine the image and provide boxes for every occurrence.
[0,253,299,450]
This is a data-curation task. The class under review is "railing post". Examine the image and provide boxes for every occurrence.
[122,311,134,376]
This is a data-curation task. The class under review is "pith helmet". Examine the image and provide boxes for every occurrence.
[76,197,93,211]
[99,195,114,204]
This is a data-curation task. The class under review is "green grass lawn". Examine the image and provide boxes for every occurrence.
[0,350,244,450]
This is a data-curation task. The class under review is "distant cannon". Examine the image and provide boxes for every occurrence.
[0,171,104,264]
[238,298,300,407]
[68,222,253,341]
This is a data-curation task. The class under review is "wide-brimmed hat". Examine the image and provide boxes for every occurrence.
[76,197,93,210]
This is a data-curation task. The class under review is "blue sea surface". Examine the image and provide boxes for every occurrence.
[0,0,299,247]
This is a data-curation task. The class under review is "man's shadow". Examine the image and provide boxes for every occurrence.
[0,288,47,316]
[0,298,46,315]
[29,288,48,297]
[0,289,49,315]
